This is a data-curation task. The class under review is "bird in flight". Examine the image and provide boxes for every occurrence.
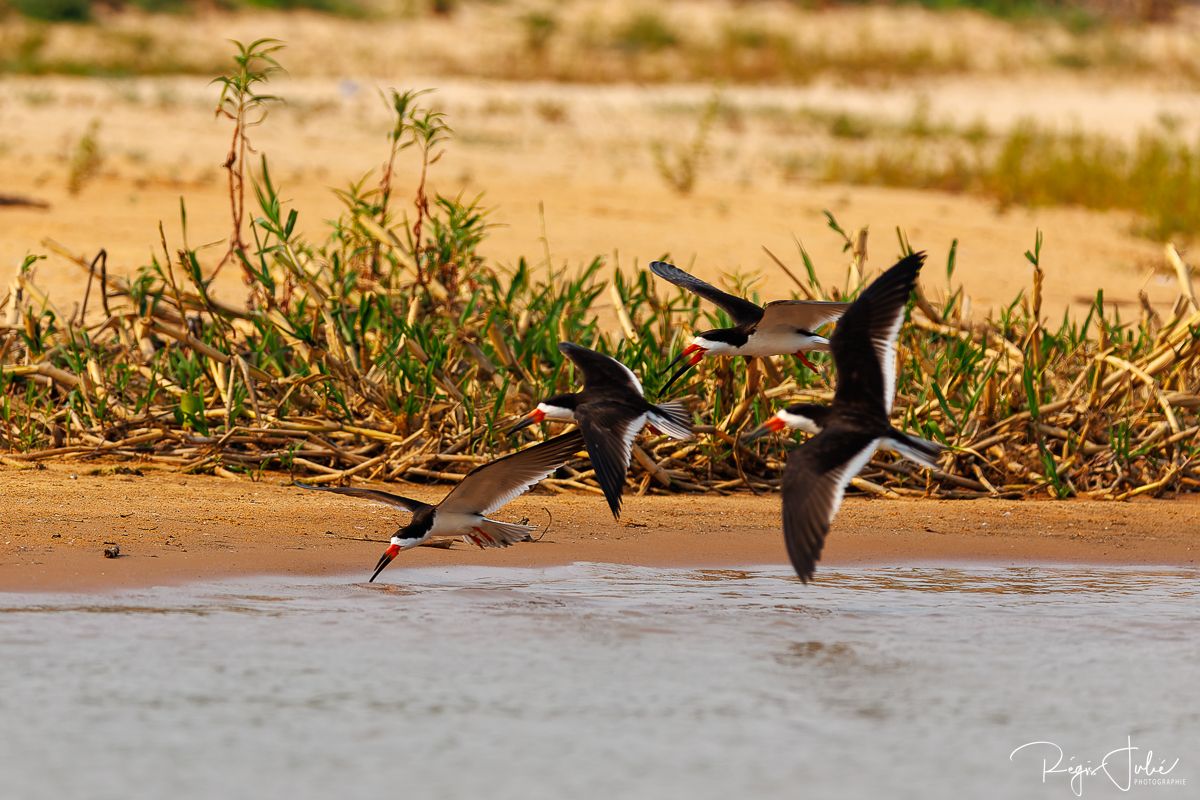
[510,342,693,519]
[740,252,942,582]
[300,430,584,582]
[649,260,850,392]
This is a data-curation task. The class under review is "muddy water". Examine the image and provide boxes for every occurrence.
[0,564,1196,799]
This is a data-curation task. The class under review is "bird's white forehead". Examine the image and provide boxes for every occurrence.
[536,402,576,420]
[777,409,821,434]
[691,335,732,353]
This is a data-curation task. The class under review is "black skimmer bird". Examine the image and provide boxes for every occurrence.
[299,430,584,582]
[509,341,694,519]
[739,251,943,582]
[649,260,850,392]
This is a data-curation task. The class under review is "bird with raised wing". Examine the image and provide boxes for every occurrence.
[649,260,850,392]
[739,251,943,582]
[299,430,584,582]
[509,341,694,519]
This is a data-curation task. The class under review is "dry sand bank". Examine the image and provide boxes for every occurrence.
[0,465,1195,592]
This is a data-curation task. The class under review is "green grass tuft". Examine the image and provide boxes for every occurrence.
[822,120,1200,241]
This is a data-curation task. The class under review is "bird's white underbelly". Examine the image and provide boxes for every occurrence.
[696,331,826,357]
[430,511,485,535]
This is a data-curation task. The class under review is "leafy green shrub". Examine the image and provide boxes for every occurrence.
[10,0,91,22]
[614,10,679,53]
[822,120,1200,240]
[521,10,558,54]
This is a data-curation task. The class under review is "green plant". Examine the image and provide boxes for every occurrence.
[521,10,558,55]
[821,119,1200,241]
[650,93,720,195]
[66,119,102,195]
[614,10,679,53]
[829,112,871,140]
[10,0,90,22]
[212,37,283,290]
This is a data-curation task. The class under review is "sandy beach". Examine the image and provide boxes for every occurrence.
[0,464,1194,592]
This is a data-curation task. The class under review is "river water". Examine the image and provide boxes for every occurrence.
[1,564,1196,800]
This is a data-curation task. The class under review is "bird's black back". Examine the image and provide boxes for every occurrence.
[559,342,651,409]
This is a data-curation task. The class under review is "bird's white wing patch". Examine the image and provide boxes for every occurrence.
[827,438,881,519]
[875,308,904,414]
[621,413,646,466]
[616,358,644,396]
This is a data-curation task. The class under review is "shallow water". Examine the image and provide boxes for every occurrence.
[0,564,1196,800]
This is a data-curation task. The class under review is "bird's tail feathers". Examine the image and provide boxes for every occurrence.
[471,518,537,548]
[649,400,695,440]
[886,430,944,470]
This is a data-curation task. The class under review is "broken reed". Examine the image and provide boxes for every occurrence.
[0,43,1197,502]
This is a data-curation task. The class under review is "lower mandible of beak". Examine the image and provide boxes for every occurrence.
[794,351,819,371]
[741,417,785,443]
[369,543,401,583]
[507,409,545,434]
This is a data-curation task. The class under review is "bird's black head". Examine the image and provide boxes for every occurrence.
[540,392,580,411]
[694,327,749,347]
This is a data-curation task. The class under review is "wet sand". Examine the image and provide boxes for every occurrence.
[0,465,1195,592]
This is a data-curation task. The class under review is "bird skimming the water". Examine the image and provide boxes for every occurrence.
[509,341,694,519]
[649,260,850,392]
[740,251,942,582]
[299,430,584,582]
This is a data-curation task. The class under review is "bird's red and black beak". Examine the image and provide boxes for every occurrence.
[507,408,546,434]
[741,415,787,443]
[661,344,707,393]
[369,543,401,583]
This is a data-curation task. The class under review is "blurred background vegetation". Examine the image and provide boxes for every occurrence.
[0,0,1186,24]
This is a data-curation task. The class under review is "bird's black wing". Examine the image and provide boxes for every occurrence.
[831,252,926,414]
[649,260,763,327]
[781,426,881,582]
[441,430,586,516]
[575,401,647,519]
[295,482,430,513]
[558,341,644,398]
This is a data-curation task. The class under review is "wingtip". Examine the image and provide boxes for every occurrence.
[607,497,623,520]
